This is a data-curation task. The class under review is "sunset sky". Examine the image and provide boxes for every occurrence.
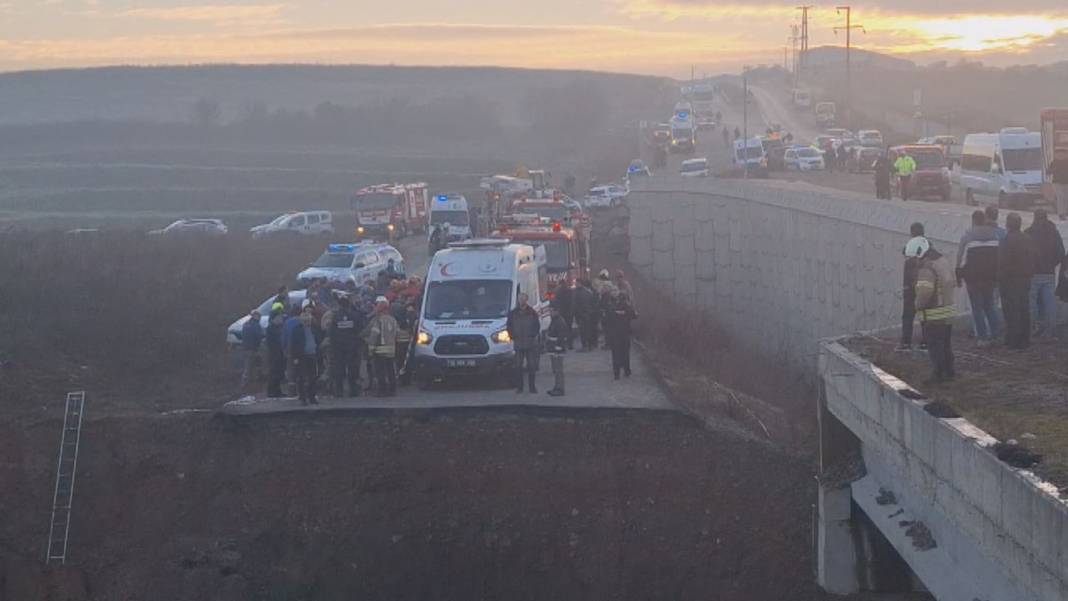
[1,1,1067,76]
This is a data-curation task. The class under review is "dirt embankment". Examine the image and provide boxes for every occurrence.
[3,411,836,601]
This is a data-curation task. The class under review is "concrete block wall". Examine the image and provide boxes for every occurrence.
[628,176,1068,375]
[820,341,1068,601]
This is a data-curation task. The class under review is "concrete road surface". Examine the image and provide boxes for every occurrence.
[220,346,672,415]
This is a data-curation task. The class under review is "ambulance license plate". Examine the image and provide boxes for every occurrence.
[447,359,476,368]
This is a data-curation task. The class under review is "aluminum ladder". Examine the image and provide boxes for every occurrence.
[46,391,86,564]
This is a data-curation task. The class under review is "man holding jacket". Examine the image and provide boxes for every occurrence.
[909,237,956,383]
[506,292,541,393]
[1024,209,1065,340]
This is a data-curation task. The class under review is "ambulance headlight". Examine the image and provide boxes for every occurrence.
[357,226,366,235]
[417,330,433,345]
[491,329,511,343]
[387,223,395,231]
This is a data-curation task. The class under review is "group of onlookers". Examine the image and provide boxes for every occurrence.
[901,206,1067,384]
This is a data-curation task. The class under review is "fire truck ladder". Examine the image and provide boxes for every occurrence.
[46,391,86,564]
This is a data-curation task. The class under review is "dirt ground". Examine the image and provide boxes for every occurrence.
[845,329,1068,492]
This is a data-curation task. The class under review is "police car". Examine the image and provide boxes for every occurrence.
[296,242,404,286]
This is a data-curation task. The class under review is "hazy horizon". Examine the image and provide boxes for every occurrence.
[1,2,1067,78]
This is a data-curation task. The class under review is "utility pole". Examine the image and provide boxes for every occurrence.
[783,46,789,71]
[834,6,864,126]
[789,24,800,84]
[742,65,750,180]
[795,6,811,78]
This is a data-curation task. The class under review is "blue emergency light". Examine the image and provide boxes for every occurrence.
[328,244,355,253]
[628,165,640,173]
[436,195,449,202]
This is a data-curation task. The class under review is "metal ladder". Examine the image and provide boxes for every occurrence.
[46,391,86,564]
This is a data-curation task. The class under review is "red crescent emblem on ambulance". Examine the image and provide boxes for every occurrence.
[439,262,456,277]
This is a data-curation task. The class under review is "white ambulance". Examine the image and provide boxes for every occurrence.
[412,239,549,387]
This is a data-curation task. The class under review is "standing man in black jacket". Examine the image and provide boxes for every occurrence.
[1000,213,1037,350]
[956,211,1002,346]
[603,291,638,380]
[545,305,569,397]
[506,293,541,393]
[553,277,576,350]
[330,294,366,397]
[573,279,599,352]
[1025,209,1065,340]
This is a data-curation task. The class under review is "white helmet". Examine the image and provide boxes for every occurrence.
[904,236,930,258]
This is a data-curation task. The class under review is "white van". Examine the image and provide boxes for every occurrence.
[250,211,334,238]
[412,239,549,386]
[960,128,1044,208]
[429,194,472,243]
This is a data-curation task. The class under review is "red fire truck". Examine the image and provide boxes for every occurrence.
[352,183,429,241]
[492,214,589,283]
[1040,108,1068,202]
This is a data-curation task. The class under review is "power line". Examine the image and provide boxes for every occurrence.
[833,6,865,126]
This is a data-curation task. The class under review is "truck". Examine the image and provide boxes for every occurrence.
[352,183,429,240]
[1040,108,1068,203]
[792,89,812,109]
[815,101,836,127]
[493,214,589,284]
[691,84,717,118]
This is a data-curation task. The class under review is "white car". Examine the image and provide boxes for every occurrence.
[296,242,404,286]
[680,158,710,177]
[585,185,628,208]
[857,129,884,147]
[149,218,228,236]
[250,211,334,239]
[696,116,718,130]
[784,147,826,171]
[227,290,307,347]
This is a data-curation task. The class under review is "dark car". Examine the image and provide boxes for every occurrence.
[890,145,951,202]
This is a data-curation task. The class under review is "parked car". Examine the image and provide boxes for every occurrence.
[297,242,404,286]
[680,157,710,177]
[250,211,334,239]
[149,218,228,236]
[784,146,826,171]
[585,185,628,209]
[857,129,884,147]
[226,290,307,348]
[849,146,882,173]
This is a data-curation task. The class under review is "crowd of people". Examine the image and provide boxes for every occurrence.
[239,269,422,404]
[900,206,1067,384]
[237,265,641,402]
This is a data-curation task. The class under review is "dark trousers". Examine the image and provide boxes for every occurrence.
[267,351,285,398]
[295,355,318,403]
[514,348,539,391]
[373,355,396,395]
[549,354,565,392]
[563,315,575,349]
[876,178,890,200]
[331,347,361,397]
[924,322,954,379]
[578,316,598,350]
[609,336,632,377]
[1001,277,1032,349]
[899,175,911,201]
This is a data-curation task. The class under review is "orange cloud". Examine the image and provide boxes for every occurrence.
[120,3,288,23]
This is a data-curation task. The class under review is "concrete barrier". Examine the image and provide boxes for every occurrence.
[820,340,1067,601]
[628,176,1068,376]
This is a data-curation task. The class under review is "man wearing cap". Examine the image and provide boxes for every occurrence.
[330,294,366,397]
[365,296,399,396]
[910,236,956,383]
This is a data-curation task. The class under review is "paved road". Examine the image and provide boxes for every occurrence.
[221,346,672,415]
[749,85,820,142]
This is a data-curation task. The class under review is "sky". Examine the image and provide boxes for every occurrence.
[1,1,1067,76]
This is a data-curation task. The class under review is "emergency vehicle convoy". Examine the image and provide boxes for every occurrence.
[491,214,589,284]
[413,239,551,387]
[352,182,430,240]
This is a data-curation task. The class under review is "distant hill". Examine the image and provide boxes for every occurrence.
[803,46,916,71]
[0,64,670,126]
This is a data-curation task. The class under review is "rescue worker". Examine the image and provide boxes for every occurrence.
[898,223,927,352]
[613,270,635,309]
[281,304,304,396]
[873,151,892,200]
[506,292,541,393]
[319,301,336,393]
[392,299,414,375]
[909,236,956,384]
[330,294,365,397]
[288,305,320,405]
[1000,213,1037,350]
[574,279,599,351]
[603,291,638,380]
[894,151,917,201]
[273,285,290,312]
[239,309,263,393]
[955,210,1002,347]
[545,304,568,397]
[366,296,399,396]
[265,303,286,398]
[1024,209,1065,340]
[1048,147,1068,220]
